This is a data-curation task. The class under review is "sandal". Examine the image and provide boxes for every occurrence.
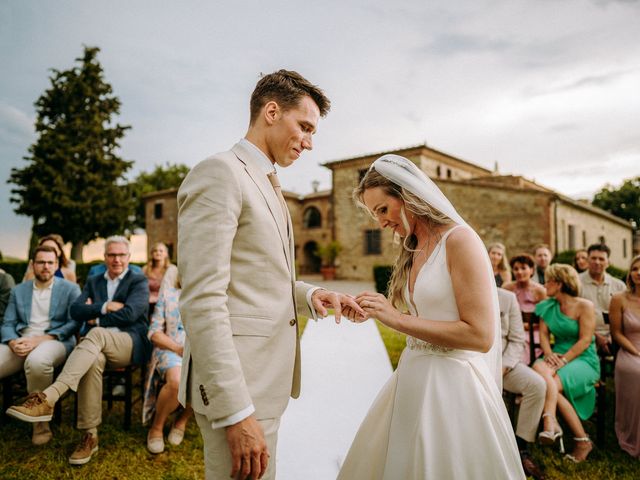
[565,437,593,463]
[538,413,564,453]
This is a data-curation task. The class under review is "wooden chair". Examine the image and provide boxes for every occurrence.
[521,312,542,366]
[593,312,616,448]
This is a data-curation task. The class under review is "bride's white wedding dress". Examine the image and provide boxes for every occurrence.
[338,226,525,479]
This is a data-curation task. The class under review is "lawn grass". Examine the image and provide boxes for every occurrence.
[2,317,638,479]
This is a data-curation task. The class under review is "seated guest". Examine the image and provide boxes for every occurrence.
[573,249,588,273]
[488,242,512,287]
[7,236,151,465]
[0,268,16,321]
[142,281,192,454]
[532,243,552,284]
[503,254,547,363]
[578,243,626,355]
[23,234,77,283]
[142,242,178,314]
[1,246,81,445]
[610,255,640,458]
[533,264,599,463]
[498,288,546,479]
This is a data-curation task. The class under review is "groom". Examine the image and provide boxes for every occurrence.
[178,69,364,479]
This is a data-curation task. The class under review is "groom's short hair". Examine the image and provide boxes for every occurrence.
[249,69,331,124]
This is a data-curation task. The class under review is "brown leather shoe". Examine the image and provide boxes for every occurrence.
[6,392,53,423]
[32,421,53,446]
[521,453,546,480]
[68,433,99,465]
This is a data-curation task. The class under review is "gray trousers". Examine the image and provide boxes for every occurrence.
[195,412,280,480]
[503,362,546,442]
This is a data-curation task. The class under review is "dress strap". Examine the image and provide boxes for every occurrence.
[440,224,466,243]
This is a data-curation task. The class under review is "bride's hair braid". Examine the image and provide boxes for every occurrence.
[354,169,452,309]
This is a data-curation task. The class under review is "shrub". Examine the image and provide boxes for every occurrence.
[373,265,393,295]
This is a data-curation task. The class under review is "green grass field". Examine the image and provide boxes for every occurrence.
[1,318,638,479]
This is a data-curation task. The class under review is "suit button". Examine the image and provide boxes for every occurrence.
[289,319,297,326]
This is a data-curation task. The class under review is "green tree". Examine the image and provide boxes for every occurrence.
[592,176,640,229]
[8,46,134,261]
[130,163,190,229]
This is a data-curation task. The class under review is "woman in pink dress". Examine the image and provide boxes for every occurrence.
[503,253,546,364]
[611,254,640,458]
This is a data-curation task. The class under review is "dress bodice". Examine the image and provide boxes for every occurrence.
[514,285,537,313]
[623,308,640,347]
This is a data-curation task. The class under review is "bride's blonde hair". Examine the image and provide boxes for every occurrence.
[354,168,453,309]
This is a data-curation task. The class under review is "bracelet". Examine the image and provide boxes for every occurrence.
[559,355,568,365]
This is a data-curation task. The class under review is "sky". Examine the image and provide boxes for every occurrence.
[1,0,639,259]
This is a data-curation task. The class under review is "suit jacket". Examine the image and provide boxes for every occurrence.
[70,270,151,365]
[1,277,81,354]
[497,288,526,370]
[0,270,16,322]
[177,141,316,423]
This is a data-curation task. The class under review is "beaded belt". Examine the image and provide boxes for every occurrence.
[406,336,454,354]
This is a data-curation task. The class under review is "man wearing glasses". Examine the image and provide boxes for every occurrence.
[7,236,151,465]
[1,245,81,445]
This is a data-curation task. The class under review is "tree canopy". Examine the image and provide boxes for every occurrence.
[130,162,190,229]
[8,46,134,260]
[592,176,640,230]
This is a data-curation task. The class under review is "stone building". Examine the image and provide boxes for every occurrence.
[144,144,635,279]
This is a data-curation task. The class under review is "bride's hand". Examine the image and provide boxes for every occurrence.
[355,291,401,328]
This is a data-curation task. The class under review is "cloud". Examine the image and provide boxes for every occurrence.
[523,69,637,97]
[0,103,34,146]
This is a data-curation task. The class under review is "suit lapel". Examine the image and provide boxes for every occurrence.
[231,143,293,271]
[97,275,108,303]
[49,278,61,319]
[112,271,131,301]
[23,282,34,322]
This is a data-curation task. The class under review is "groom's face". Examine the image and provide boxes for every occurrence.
[265,96,320,168]
[362,187,408,237]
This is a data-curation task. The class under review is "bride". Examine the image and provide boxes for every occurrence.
[339,155,525,479]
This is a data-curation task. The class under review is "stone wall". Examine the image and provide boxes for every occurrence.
[144,189,178,260]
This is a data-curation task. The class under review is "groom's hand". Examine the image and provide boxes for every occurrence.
[311,290,366,324]
[225,415,269,479]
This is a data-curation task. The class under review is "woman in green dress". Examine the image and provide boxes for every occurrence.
[533,263,600,463]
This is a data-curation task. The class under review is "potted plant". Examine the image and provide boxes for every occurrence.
[315,241,342,280]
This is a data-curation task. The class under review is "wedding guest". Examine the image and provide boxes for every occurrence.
[0,268,16,322]
[610,255,640,458]
[533,264,599,463]
[142,242,178,313]
[23,234,76,283]
[1,246,81,445]
[498,288,546,479]
[578,243,626,355]
[573,249,589,273]
[503,254,547,364]
[143,281,192,454]
[488,242,512,287]
[532,244,552,284]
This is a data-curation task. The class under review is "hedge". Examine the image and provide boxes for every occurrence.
[373,265,393,295]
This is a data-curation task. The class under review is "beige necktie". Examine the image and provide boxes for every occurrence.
[267,172,289,227]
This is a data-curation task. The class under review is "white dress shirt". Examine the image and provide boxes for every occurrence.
[21,281,53,337]
[99,269,129,331]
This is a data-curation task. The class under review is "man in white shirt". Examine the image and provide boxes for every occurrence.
[1,246,81,445]
[578,243,626,354]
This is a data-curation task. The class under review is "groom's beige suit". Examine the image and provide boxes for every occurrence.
[177,141,316,478]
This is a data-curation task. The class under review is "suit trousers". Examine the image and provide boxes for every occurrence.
[195,412,280,480]
[0,341,67,392]
[55,327,132,429]
[503,362,546,442]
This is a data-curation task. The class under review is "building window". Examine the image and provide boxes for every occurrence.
[364,229,382,255]
[303,207,322,228]
[568,224,576,250]
[436,165,441,177]
[358,169,368,183]
[599,235,606,244]
[623,238,628,258]
[447,168,452,179]
[154,202,163,220]
[582,230,587,248]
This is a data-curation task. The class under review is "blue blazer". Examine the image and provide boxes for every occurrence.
[1,277,82,355]
[70,270,151,365]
